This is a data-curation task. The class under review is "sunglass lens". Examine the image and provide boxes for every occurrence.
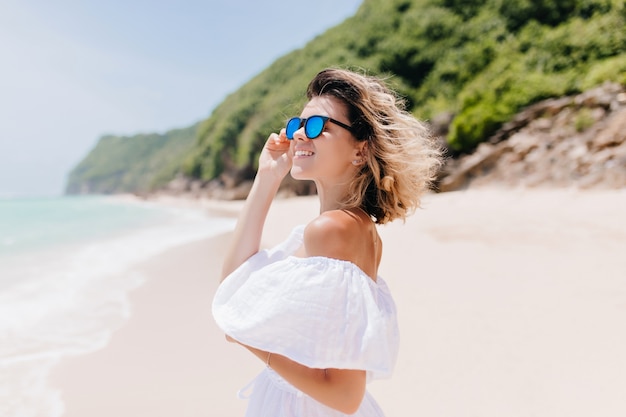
[286,117,301,140]
[305,116,325,139]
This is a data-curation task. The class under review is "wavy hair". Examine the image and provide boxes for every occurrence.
[306,68,443,224]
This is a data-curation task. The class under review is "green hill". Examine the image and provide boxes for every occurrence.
[66,0,626,195]
[65,124,198,194]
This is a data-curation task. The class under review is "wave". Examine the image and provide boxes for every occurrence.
[0,205,235,417]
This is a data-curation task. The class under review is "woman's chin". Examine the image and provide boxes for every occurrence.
[290,166,312,181]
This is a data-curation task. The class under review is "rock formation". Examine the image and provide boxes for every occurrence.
[440,82,626,191]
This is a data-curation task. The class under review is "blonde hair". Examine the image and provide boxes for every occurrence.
[307,68,443,224]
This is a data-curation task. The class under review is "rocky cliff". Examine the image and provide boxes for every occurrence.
[440,82,626,191]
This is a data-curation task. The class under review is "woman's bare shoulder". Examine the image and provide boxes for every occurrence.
[303,210,363,261]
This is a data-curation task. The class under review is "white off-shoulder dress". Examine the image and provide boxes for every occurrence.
[212,225,399,417]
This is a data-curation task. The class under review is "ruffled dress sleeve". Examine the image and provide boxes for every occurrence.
[212,226,399,381]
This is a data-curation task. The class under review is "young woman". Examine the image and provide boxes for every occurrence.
[212,68,442,416]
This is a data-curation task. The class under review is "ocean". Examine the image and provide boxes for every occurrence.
[0,195,236,417]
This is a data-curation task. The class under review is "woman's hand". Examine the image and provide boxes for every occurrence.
[257,128,292,182]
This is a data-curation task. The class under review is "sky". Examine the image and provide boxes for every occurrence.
[0,0,362,197]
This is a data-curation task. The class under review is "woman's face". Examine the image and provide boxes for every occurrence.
[289,96,363,185]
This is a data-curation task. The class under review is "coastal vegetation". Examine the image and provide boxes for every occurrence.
[66,0,626,195]
[65,124,198,194]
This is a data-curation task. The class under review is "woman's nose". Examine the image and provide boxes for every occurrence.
[292,126,309,141]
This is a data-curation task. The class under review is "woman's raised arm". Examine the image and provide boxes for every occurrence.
[220,129,292,281]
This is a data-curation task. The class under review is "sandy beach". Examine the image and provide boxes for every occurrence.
[51,188,626,417]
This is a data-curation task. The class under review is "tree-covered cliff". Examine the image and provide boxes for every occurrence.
[66,0,626,195]
[65,124,198,194]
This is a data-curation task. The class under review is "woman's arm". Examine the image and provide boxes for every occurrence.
[235,341,366,415]
[220,130,292,281]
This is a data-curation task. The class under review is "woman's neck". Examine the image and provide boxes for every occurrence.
[315,181,351,213]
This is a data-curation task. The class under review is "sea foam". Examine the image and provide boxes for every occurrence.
[0,197,235,417]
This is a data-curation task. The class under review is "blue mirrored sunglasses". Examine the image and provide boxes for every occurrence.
[285,115,355,140]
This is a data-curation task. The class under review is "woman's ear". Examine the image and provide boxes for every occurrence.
[352,142,368,166]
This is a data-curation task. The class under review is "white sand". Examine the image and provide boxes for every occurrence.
[52,188,626,416]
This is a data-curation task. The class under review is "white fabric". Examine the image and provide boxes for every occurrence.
[212,225,399,416]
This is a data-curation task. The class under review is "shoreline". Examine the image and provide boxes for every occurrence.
[50,232,259,417]
[51,188,626,417]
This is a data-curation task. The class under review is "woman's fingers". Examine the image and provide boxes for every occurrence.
[265,131,291,152]
[257,129,292,179]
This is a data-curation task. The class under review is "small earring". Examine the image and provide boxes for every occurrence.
[352,159,361,166]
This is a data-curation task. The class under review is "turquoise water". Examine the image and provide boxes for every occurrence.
[0,195,235,417]
[0,196,172,256]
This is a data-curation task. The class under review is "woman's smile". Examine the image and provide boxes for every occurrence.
[293,149,315,158]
